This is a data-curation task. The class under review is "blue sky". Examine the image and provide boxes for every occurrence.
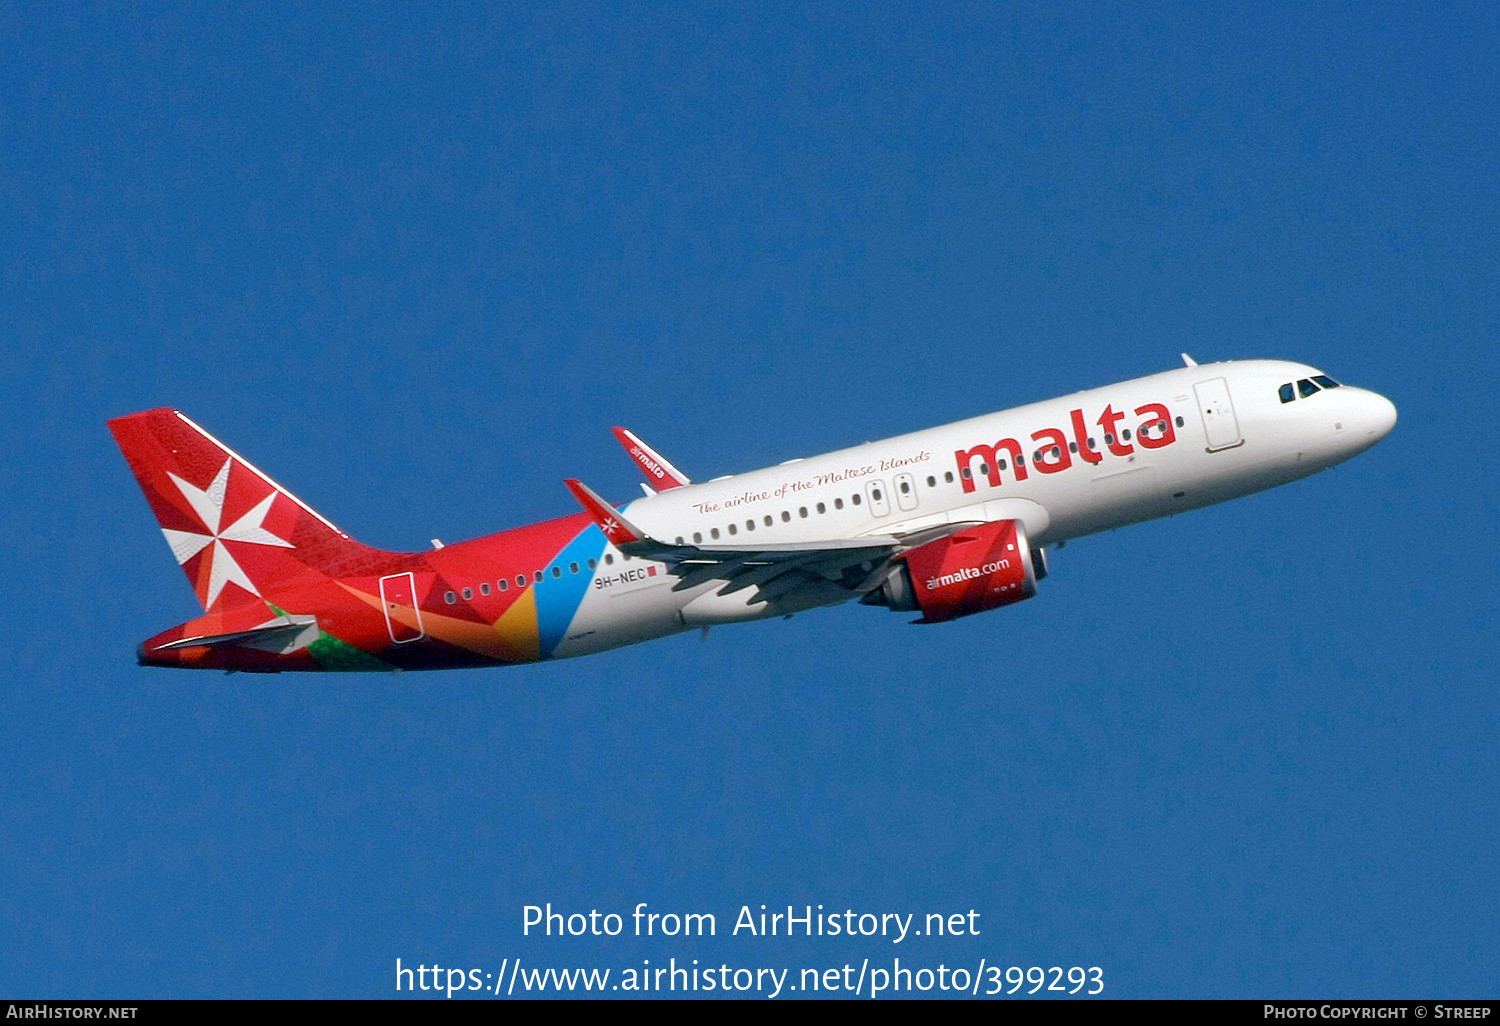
[3,1,1496,998]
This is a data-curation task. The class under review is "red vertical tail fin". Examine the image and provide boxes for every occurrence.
[108,408,387,612]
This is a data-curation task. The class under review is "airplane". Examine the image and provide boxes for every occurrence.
[108,356,1397,672]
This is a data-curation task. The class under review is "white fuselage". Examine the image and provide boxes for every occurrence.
[553,360,1396,657]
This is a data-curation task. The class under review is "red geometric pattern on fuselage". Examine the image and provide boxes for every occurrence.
[113,408,604,670]
[423,512,594,618]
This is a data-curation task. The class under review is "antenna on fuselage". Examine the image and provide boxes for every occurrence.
[1181,353,1198,367]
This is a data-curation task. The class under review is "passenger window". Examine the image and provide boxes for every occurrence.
[499,579,509,591]
[852,494,862,505]
[516,574,527,587]
[764,515,773,526]
[798,507,808,518]
[588,558,597,569]
[1069,442,1077,453]
[444,591,456,604]
[782,510,791,521]
[1298,378,1320,398]
[569,562,579,574]
[693,532,702,544]
[1279,383,1295,403]
[944,471,954,483]
[480,583,490,596]
[816,502,826,513]
[1120,431,1130,442]
[1174,417,1184,427]
[899,481,910,494]
[1313,375,1340,389]
[834,498,843,510]
[605,555,614,565]
[551,566,561,578]
[534,571,544,584]
[871,489,882,501]
[746,520,755,531]
[926,476,936,487]
[462,587,473,600]
[710,528,720,539]
[998,459,1007,470]
[979,463,989,476]
[728,523,737,535]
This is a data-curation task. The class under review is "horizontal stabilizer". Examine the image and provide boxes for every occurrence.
[156,613,318,650]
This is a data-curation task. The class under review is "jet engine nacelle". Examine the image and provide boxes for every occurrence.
[863,519,1042,623]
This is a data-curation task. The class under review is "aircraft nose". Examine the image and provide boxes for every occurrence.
[1359,389,1398,441]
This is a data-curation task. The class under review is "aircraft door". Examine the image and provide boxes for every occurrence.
[379,571,426,644]
[866,479,891,517]
[1194,377,1243,451]
[893,472,919,512]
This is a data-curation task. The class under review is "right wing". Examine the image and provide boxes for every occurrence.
[563,479,954,607]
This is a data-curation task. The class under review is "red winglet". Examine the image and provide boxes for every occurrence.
[611,427,691,490]
[564,479,646,546]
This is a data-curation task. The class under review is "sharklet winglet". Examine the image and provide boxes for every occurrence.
[611,427,691,489]
[564,479,649,546]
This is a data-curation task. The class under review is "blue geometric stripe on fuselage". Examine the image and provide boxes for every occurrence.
[536,525,610,658]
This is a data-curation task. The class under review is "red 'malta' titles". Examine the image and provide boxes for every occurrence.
[954,402,1176,493]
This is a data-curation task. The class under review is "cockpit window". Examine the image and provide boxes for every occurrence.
[1297,378,1320,398]
[1312,375,1340,389]
[1279,383,1296,404]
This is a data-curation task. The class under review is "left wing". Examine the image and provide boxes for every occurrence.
[563,479,950,606]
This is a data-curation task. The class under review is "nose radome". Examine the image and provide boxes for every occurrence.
[1365,390,1398,440]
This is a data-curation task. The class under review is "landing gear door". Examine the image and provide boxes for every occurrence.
[1194,377,1243,451]
[379,571,425,644]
